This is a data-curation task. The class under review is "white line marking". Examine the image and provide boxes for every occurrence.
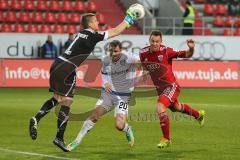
[187,103,239,108]
[0,147,79,160]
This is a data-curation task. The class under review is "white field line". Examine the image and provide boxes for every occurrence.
[187,103,239,108]
[0,147,79,160]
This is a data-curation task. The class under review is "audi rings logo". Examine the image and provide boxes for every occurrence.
[178,41,226,60]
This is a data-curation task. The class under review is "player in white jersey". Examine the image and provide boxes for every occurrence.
[67,40,140,151]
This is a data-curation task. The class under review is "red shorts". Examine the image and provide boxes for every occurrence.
[157,83,180,107]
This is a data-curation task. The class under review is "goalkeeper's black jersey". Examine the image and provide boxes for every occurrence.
[61,29,108,67]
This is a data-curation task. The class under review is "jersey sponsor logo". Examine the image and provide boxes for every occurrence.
[146,63,160,71]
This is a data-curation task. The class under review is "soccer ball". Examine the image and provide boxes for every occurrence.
[128,3,145,20]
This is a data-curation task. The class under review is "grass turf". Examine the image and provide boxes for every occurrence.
[0,88,239,160]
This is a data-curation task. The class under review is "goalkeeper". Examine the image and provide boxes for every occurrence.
[29,8,141,152]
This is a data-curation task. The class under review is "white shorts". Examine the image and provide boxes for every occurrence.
[96,91,131,116]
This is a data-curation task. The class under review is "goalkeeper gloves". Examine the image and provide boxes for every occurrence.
[124,8,137,26]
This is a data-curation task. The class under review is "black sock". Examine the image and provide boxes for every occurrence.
[35,97,58,123]
[56,105,70,141]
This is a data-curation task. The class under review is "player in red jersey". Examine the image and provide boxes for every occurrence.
[139,30,205,148]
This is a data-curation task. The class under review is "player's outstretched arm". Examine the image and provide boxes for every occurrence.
[185,39,195,58]
[107,21,131,39]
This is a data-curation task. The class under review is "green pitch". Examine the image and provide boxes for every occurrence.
[0,88,240,160]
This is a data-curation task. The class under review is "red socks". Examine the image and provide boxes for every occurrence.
[158,103,200,140]
[180,103,200,119]
[159,112,170,140]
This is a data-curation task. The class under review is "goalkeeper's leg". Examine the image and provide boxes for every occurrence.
[67,106,108,151]
[29,97,58,140]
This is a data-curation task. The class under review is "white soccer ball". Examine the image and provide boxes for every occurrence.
[129,3,145,20]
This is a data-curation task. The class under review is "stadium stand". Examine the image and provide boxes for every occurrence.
[0,0,141,34]
[193,0,240,36]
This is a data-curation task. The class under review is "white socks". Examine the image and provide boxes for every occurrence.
[75,119,95,143]
[122,123,130,133]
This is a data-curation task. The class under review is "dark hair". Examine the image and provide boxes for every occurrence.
[109,40,122,50]
[81,13,96,29]
[186,0,191,5]
[150,30,162,39]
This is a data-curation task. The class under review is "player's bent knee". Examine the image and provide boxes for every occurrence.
[89,112,101,123]
[157,103,167,114]
[89,115,99,123]
[115,122,125,131]
[169,105,177,112]
[60,97,73,106]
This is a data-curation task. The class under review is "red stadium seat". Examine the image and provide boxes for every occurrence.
[97,13,106,25]
[62,1,72,12]
[49,0,60,12]
[39,25,52,33]
[234,28,240,36]
[66,25,77,33]
[19,12,31,23]
[0,12,4,22]
[215,4,227,15]
[1,24,12,32]
[194,0,206,3]
[10,0,22,10]
[14,24,25,32]
[204,4,215,15]
[213,16,224,27]
[36,0,48,11]
[5,12,17,23]
[27,24,38,33]
[74,1,85,13]
[0,0,9,10]
[57,13,69,24]
[225,16,235,27]
[24,0,35,11]
[236,17,240,27]
[223,29,233,36]
[70,13,81,24]
[53,25,64,33]
[45,13,56,24]
[32,12,44,23]
[201,29,213,36]
[87,1,97,13]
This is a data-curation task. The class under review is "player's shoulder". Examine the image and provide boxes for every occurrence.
[81,29,104,36]
[160,44,168,50]
[122,52,134,59]
[139,46,150,55]
[122,52,139,63]
[101,55,111,62]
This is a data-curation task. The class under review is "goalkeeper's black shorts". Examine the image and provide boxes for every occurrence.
[49,58,76,97]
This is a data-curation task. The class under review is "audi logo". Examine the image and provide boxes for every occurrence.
[178,41,226,60]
